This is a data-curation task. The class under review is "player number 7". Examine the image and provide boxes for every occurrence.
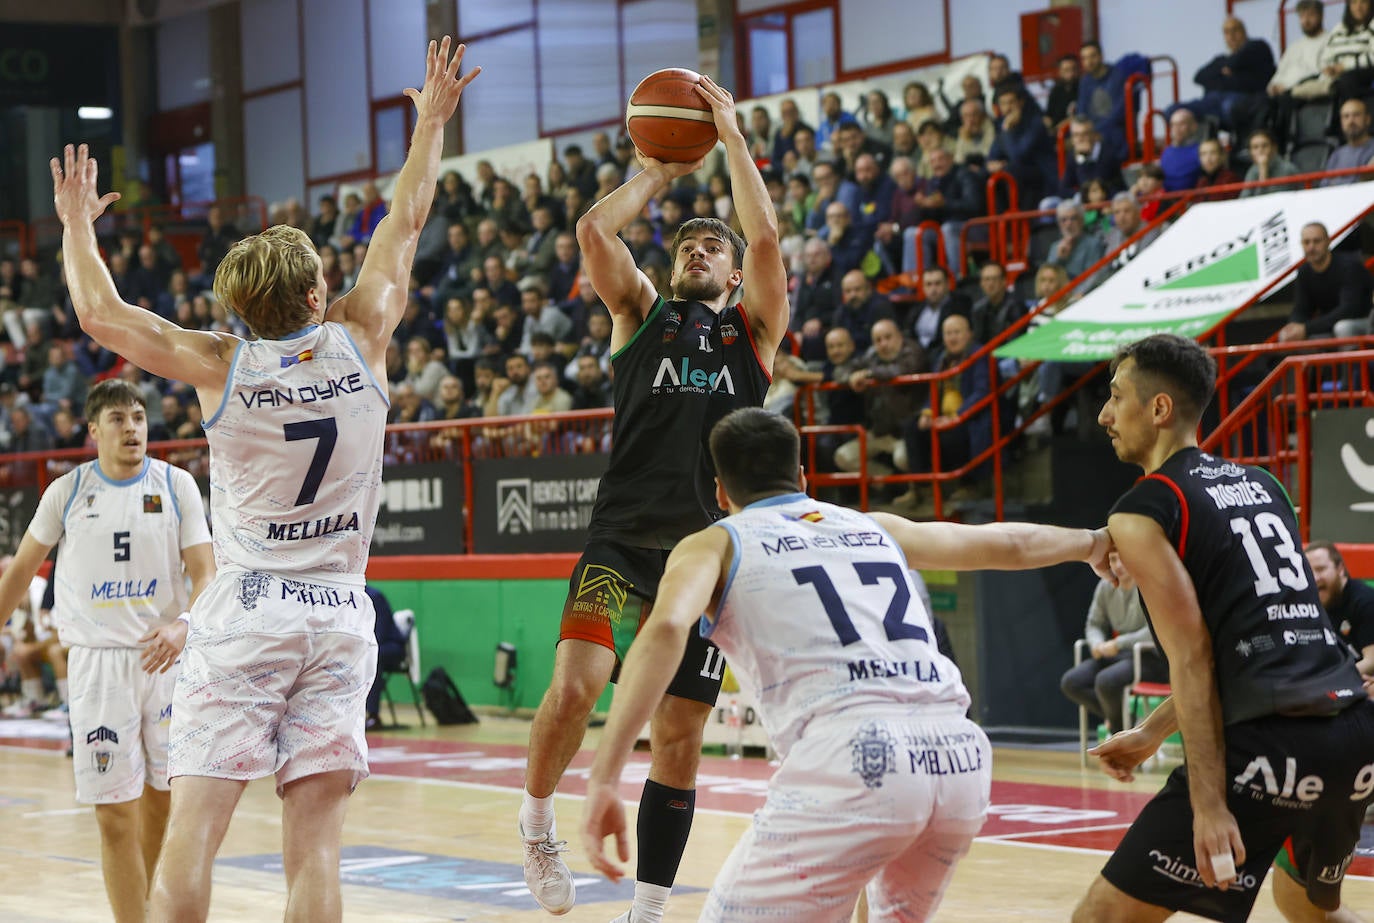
[283,418,338,506]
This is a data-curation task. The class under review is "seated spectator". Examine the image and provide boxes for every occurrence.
[624,217,669,271]
[564,306,612,377]
[1307,541,1374,680]
[41,342,88,410]
[941,74,988,135]
[812,327,867,468]
[874,157,921,276]
[145,225,182,277]
[1088,193,1165,291]
[988,83,1058,208]
[784,125,819,180]
[834,318,926,478]
[440,296,491,375]
[522,173,564,229]
[890,121,918,160]
[815,91,860,153]
[849,153,894,248]
[51,408,87,450]
[953,99,995,166]
[74,335,117,379]
[1278,221,1374,342]
[902,81,939,133]
[347,182,388,244]
[516,278,574,354]
[908,148,986,273]
[1265,0,1327,147]
[763,351,820,416]
[861,89,899,149]
[1046,201,1107,281]
[568,354,612,410]
[1240,128,1302,196]
[494,352,538,417]
[970,261,1029,347]
[913,119,957,180]
[747,105,778,164]
[1318,0,1374,128]
[1172,17,1274,137]
[389,382,437,425]
[830,270,896,352]
[1160,107,1204,192]
[309,194,340,250]
[558,270,607,342]
[156,269,192,320]
[17,320,48,393]
[521,206,560,275]
[546,232,581,304]
[805,161,861,233]
[432,374,481,421]
[771,97,813,167]
[1060,116,1123,200]
[1320,97,1374,186]
[194,204,240,287]
[1077,41,1150,161]
[1193,139,1241,199]
[5,406,53,453]
[528,361,572,415]
[792,238,840,360]
[907,266,971,354]
[900,312,991,506]
[817,202,868,280]
[562,144,598,199]
[16,257,59,330]
[1131,163,1167,221]
[471,357,503,417]
[1080,179,1114,233]
[1059,552,1168,735]
[401,336,447,403]
[487,303,525,357]
[1045,54,1081,130]
[364,585,405,731]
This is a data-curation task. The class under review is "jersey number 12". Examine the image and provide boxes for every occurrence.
[792,562,928,645]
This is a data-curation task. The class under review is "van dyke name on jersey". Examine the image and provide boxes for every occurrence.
[238,372,367,409]
[762,530,889,555]
[847,657,942,683]
[1203,478,1272,510]
[651,357,735,394]
[266,511,360,542]
[90,578,158,601]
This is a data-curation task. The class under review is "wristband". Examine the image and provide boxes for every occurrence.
[176,611,191,626]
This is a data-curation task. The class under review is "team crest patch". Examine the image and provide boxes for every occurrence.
[720,323,739,345]
[92,749,114,775]
[571,564,630,624]
[850,721,896,789]
[143,494,163,513]
[237,572,273,611]
[662,309,683,343]
[85,494,96,508]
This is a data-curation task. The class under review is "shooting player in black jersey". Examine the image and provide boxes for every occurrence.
[516,75,788,922]
[1075,333,1374,923]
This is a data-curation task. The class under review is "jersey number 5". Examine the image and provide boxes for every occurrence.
[113,531,131,562]
[793,562,928,646]
[283,418,338,506]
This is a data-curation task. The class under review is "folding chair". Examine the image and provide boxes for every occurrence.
[1123,641,1171,767]
[380,608,426,727]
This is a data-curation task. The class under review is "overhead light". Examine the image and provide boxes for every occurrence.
[78,107,114,120]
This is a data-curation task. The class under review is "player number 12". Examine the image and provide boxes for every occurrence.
[792,562,928,645]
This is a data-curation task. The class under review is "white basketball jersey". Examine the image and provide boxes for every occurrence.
[27,457,211,648]
[706,493,969,757]
[203,322,387,581]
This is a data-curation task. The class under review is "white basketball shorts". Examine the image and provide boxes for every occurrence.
[68,644,178,804]
[701,709,991,923]
[167,570,377,794]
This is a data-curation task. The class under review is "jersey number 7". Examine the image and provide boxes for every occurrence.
[283,418,338,506]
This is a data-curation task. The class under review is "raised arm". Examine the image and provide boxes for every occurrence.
[869,512,1112,577]
[333,37,480,366]
[696,77,788,363]
[53,144,235,390]
[576,158,694,326]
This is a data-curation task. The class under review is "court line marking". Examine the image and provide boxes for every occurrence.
[979,822,1134,841]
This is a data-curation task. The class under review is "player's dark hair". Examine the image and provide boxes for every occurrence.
[670,218,746,270]
[85,379,147,424]
[1111,333,1216,422]
[1304,540,1346,572]
[709,409,801,506]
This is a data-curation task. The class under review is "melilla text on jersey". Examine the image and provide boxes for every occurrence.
[90,578,157,602]
[266,511,360,541]
[237,372,367,408]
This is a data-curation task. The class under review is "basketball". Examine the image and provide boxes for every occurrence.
[625,68,719,164]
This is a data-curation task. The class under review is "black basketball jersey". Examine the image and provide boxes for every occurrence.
[1111,447,1367,725]
[588,296,772,548]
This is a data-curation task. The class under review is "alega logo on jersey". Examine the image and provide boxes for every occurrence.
[651,357,735,394]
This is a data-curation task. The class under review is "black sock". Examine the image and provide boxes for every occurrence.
[635,780,695,887]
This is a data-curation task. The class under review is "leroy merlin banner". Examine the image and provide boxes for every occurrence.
[995,185,1374,361]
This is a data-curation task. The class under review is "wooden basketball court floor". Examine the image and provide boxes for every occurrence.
[1,714,1370,922]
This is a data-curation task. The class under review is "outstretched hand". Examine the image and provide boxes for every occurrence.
[51,144,121,227]
[581,780,630,882]
[1088,726,1160,783]
[695,74,741,141]
[404,36,481,124]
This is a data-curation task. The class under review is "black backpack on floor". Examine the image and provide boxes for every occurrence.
[421,666,479,725]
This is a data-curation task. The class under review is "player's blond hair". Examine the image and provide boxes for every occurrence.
[213,225,320,339]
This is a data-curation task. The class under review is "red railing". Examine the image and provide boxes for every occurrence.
[1202,349,1374,542]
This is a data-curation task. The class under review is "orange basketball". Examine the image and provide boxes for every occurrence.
[626,68,719,164]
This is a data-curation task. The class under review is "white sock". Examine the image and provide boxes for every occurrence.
[55,679,68,705]
[521,791,556,836]
[20,678,43,705]
[631,881,671,923]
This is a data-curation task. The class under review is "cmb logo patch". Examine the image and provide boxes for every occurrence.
[85,725,118,745]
